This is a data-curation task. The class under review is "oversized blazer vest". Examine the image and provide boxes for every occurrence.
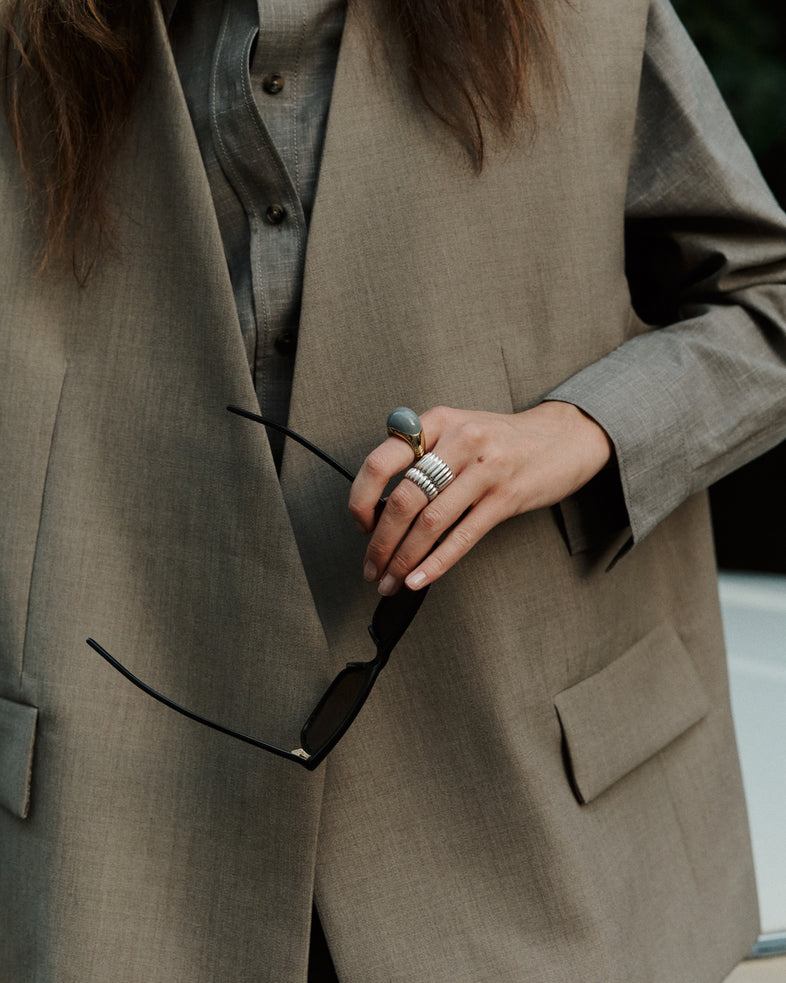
[2,0,786,980]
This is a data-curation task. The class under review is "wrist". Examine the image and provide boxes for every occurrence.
[535,399,615,473]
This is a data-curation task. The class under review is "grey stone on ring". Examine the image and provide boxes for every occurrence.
[387,406,421,436]
[386,406,425,459]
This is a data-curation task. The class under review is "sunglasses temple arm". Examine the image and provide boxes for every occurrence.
[227,405,387,521]
[227,405,356,483]
[85,638,309,765]
[368,584,430,670]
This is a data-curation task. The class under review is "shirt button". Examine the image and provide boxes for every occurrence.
[274,329,298,356]
[262,74,285,95]
[265,204,286,225]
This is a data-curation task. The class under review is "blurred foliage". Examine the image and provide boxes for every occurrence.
[672,0,786,572]
[673,0,786,206]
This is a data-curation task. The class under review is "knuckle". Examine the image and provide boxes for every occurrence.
[347,500,366,521]
[430,405,452,427]
[458,421,486,451]
[482,450,508,473]
[417,504,445,534]
[387,552,415,578]
[491,482,517,511]
[386,485,420,517]
[365,540,389,563]
[427,550,451,577]
[364,448,390,480]
[450,524,476,554]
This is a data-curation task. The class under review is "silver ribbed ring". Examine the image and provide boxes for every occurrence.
[414,452,455,492]
[404,467,440,502]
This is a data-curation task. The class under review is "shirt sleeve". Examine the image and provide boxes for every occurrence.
[546,0,786,557]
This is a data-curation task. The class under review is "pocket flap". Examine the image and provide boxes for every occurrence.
[0,696,38,819]
[554,624,709,804]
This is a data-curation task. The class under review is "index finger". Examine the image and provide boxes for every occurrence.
[350,406,450,533]
[348,436,419,534]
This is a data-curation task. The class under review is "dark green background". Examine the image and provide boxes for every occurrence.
[670,1,785,573]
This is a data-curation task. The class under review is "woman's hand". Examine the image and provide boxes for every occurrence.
[348,401,614,594]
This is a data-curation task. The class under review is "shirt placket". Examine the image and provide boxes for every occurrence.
[210,0,307,442]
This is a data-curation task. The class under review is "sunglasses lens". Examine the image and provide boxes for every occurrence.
[301,664,374,754]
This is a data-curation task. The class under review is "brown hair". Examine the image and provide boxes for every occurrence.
[396,0,557,166]
[1,0,556,278]
[1,0,152,279]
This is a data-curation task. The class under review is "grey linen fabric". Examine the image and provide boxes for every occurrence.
[170,0,345,448]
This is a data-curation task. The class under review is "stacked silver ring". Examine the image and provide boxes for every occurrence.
[416,452,455,491]
[404,452,455,502]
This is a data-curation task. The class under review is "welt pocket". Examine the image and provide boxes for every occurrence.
[0,695,38,819]
[554,624,709,805]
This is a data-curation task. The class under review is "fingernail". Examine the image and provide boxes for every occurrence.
[378,574,397,596]
[406,570,427,590]
[363,561,377,582]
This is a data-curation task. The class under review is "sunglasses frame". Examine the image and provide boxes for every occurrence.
[86,406,428,771]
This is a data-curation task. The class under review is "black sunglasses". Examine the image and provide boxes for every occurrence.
[86,405,428,770]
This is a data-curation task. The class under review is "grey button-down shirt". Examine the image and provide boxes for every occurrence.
[170,0,346,462]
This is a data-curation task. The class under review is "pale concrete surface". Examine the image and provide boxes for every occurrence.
[724,956,786,981]
[718,576,786,983]
[721,572,786,932]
